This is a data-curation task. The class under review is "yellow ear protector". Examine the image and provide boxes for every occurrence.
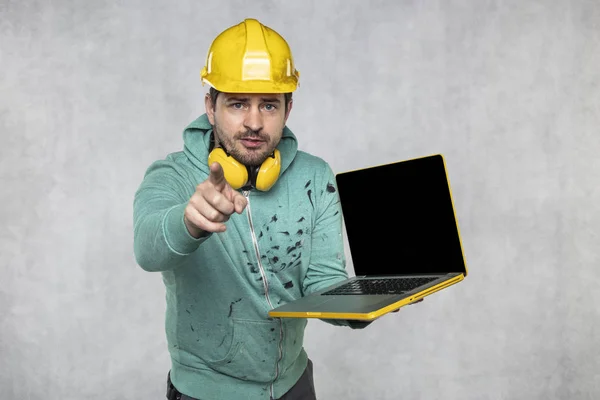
[207,147,281,191]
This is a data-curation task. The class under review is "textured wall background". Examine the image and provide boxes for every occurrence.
[1,1,599,399]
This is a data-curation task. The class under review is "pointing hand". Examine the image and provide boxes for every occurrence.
[184,162,248,237]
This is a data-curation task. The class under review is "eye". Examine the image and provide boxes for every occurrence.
[232,103,244,109]
[263,103,277,111]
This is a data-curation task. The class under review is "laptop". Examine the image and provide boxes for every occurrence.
[268,153,468,321]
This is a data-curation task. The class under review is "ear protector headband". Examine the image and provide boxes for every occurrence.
[207,147,281,191]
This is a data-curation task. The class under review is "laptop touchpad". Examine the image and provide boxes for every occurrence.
[320,295,397,313]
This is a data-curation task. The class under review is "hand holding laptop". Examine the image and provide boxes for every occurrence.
[391,298,423,313]
[348,299,422,329]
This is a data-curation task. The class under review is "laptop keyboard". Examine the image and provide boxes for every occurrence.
[322,277,438,295]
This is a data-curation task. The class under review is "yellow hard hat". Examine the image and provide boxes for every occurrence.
[200,18,300,93]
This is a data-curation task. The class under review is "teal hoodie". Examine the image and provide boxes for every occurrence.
[133,114,359,399]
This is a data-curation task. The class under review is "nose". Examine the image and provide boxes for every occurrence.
[243,106,263,133]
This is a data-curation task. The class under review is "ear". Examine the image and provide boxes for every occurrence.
[205,93,215,125]
[283,99,293,123]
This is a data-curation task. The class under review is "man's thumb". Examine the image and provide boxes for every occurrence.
[233,192,248,214]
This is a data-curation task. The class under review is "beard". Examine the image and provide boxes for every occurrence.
[213,121,280,167]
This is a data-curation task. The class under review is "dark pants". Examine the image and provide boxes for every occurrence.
[166,359,317,400]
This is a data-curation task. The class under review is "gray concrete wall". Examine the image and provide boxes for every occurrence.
[1,1,599,399]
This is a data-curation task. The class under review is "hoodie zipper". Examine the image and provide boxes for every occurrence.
[242,190,284,399]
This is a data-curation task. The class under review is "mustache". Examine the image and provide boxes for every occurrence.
[238,130,267,140]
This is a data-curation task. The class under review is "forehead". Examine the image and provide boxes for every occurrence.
[220,92,284,102]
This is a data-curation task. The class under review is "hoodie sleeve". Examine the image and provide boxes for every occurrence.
[133,156,210,272]
[300,163,371,329]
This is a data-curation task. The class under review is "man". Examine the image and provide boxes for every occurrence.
[133,18,372,400]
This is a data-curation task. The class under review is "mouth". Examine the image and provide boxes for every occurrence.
[240,137,265,149]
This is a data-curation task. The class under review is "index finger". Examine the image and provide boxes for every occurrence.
[208,162,227,191]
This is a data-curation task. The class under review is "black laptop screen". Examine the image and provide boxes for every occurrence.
[335,154,466,277]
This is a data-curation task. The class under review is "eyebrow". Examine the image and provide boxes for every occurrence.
[225,96,281,103]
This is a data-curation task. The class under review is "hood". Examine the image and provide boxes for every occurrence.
[182,113,299,178]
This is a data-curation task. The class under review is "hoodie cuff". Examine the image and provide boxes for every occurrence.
[163,203,209,255]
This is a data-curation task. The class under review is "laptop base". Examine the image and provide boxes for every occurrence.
[268,273,464,321]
